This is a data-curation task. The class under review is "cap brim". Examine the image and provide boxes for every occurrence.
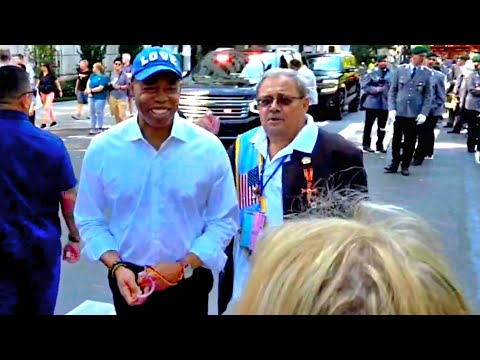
[134,65,182,81]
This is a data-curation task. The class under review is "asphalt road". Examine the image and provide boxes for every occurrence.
[42,101,480,315]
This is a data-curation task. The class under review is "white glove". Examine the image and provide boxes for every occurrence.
[416,114,426,125]
[388,110,396,123]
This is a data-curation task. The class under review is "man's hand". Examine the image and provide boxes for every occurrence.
[115,266,144,306]
[62,240,80,264]
[416,114,426,125]
[193,111,221,135]
[149,262,183,291]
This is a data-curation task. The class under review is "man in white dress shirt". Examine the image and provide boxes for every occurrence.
[74,47,239,315]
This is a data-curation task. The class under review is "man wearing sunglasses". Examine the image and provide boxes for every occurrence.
[386,46,433,176]
[207,68,369,314]
[0,65,81,315]
[108,57,130,123]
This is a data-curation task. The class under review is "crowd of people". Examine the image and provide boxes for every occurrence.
[0,46,472,315]
[361,46,479,178]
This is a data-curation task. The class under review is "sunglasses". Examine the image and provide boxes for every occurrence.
[257,94,305,108]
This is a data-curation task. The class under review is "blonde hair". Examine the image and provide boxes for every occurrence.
[236,201,470,315]
[93,62,105,74]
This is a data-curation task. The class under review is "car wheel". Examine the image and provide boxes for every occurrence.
[331,90,346,120]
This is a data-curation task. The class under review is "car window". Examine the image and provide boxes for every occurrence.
[192,50,272,84]
[308,55,342,72]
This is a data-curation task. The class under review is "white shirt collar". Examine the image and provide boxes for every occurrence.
[250,114,318,162]
[122,112,189,143]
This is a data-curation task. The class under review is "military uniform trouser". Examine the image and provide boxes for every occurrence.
[414,115,439,160]
[391,117,417,169]
[465,109,480,151]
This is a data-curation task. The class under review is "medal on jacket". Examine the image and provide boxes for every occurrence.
[301,157,317,208]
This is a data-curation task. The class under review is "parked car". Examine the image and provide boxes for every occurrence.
[178,47,302,147]
[305,52,361,120]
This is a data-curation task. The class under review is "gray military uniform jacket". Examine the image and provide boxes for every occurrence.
[464,70,480,112]
[361,67,392,111]
[388,64,433,118]
[429,69,447,117]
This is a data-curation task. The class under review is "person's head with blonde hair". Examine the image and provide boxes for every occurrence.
[236,198,470,315]
[92,62,105,74]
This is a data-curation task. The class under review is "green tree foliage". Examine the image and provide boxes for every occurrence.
[351,45,395,64]
[30,45,56,65]
[77,45,107,68]
[118,45,144,60]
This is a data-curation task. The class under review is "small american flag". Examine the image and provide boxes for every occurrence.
[238,166,260,209]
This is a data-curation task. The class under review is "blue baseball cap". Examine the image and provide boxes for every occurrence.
[132,46,182,81]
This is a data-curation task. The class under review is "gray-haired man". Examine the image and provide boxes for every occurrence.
[385,46,433,176]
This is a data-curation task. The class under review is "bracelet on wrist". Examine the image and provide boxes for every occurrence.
[109,261,127,279]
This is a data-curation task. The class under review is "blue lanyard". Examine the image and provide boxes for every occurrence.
[259,155,287,197]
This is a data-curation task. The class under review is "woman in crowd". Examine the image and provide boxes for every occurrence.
[236,194,470,315]
[85,62,109,135]
[36,62,62,128]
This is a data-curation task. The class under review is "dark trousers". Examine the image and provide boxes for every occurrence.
[363,109,387,149]
[391,117,417,169]
[452,107,467,132]
[414,115,439,160]
[108,262,213,316]
[218,239,234,315]
[466,109,480,151]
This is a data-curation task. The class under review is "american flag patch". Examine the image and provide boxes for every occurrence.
[238,166,260,209]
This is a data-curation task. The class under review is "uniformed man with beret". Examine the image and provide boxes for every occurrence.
[360,54,392,153]
[463,55,480,153]
[412,52,446,165]
[386,46,433,176]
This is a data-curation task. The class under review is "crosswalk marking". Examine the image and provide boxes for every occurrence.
[66,300,116,315]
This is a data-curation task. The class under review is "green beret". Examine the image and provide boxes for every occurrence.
[472,56,480,63]
[459,55,469,61]
[426,52,439,58]
[376,54,387,62]
[412,46,429,55]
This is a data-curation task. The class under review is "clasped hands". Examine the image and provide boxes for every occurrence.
[116,262,183,306]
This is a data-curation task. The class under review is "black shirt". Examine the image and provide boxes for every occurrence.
[38,74,57,95]
[77,69,90,91]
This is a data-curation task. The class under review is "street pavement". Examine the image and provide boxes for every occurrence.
[41,100,480,315]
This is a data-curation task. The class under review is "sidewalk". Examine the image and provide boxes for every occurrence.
[38,100,137,131]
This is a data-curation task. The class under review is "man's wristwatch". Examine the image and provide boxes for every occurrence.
[179,260,194,279]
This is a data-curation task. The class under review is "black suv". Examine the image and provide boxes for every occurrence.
[306,52,361,120]
[179,47,302,146]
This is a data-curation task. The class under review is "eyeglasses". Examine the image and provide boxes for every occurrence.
[256,94,305,108]
[0,91,33,104]
[17,90,33,99]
